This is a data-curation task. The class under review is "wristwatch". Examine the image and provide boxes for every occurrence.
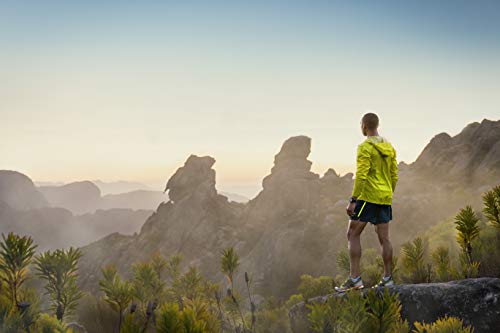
[349,197,357,204]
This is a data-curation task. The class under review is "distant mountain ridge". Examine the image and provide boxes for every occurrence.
[407,119,500,185]
[0,170,48,210]
[0,173,152,250]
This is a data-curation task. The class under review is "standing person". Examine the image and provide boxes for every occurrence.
[335,113,398,292]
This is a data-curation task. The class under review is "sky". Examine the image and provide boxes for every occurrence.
[1,1,500,197]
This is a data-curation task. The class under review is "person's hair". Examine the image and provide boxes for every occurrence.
[362,113,379,130]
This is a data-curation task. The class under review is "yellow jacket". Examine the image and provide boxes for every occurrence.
[352,136,398,205]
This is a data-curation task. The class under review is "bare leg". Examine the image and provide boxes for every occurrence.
[347,220,368,278]
[375,223,393,277]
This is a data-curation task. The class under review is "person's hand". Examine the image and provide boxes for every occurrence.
[346,202,356,216]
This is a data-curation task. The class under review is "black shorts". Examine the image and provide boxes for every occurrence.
[351,200,392,225]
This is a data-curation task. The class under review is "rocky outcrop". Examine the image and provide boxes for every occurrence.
[78,120,500,298]
[78,155,249,292]
[164,155,217,202]
[289,278,500,333]
[237,136,330,296]
[0,170,48,210]
[409,119,500,185]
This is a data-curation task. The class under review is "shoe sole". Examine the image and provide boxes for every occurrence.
[335,285,364,293]
[372,282,394,289]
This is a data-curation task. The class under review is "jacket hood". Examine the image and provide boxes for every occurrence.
[366,136,395,157]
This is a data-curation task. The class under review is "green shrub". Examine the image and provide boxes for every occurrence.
[413,316,473,333]
[307,289,409,333]
[483,185,500,229]
[31,313,66,333]
[401,238,431,283]
[297,275,334,300]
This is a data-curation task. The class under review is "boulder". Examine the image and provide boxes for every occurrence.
[164,155,217,202]
[66,322,87,333]
[288,278,500,333]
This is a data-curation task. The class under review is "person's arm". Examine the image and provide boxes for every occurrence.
[347,144,371,216]
[390,148,398,192]
[352,144,372,198]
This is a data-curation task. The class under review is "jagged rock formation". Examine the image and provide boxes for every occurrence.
[0,170,48,210]
[288,278,500,333]
[164,155,218,202]
[407,119,500,186]
[78,137,351,295]
[78,119,500,298]
[237,136,336,296]
[79,155,249,292]
[39,181,102,215]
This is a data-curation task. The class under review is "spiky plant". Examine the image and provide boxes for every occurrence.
[307,302,330,333]
[245,272,256,332]
[454,206,480,277]
[431,247,451,282]
[366,288,409,333]
[483,185,500,229]
[336,249,351,276]
[401,237,429,283]
[173,266,204,300]
[0,233,37,307]
[156,303,183,333]
[99,265,133,333]
[339,290,369,332]
[131,261,165,315]
[166,254,182,283]
[34,247,84,321]
[220,247,239,292]
[31,313,67,333]
[413,315,474,333]
[150,252,168,280]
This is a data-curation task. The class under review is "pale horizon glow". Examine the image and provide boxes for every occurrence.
[2,1,500,197]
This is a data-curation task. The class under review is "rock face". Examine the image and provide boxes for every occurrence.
[288,278,500,333]
[164,155,217,202]
[410,119,500,185]
[78,138,354,296]
[78,155,248,292]
[0,170,48,210]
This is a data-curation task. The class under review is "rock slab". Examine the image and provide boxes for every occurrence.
[288,278,500,333]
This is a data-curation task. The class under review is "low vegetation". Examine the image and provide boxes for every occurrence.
[0,185,498,332]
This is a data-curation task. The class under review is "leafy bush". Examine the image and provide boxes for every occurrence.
[76,295,118,333]
[307,289,409,333]
[31,313,66,333]
[401,238,431,283]
[35,247,84,321]
[253,299,291,333]
[0,233,37,306]
[483,185,500,229]
[413,315,473,333]
[454,206,480,278]
[431,247,452,282]
[297,275,334,300]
